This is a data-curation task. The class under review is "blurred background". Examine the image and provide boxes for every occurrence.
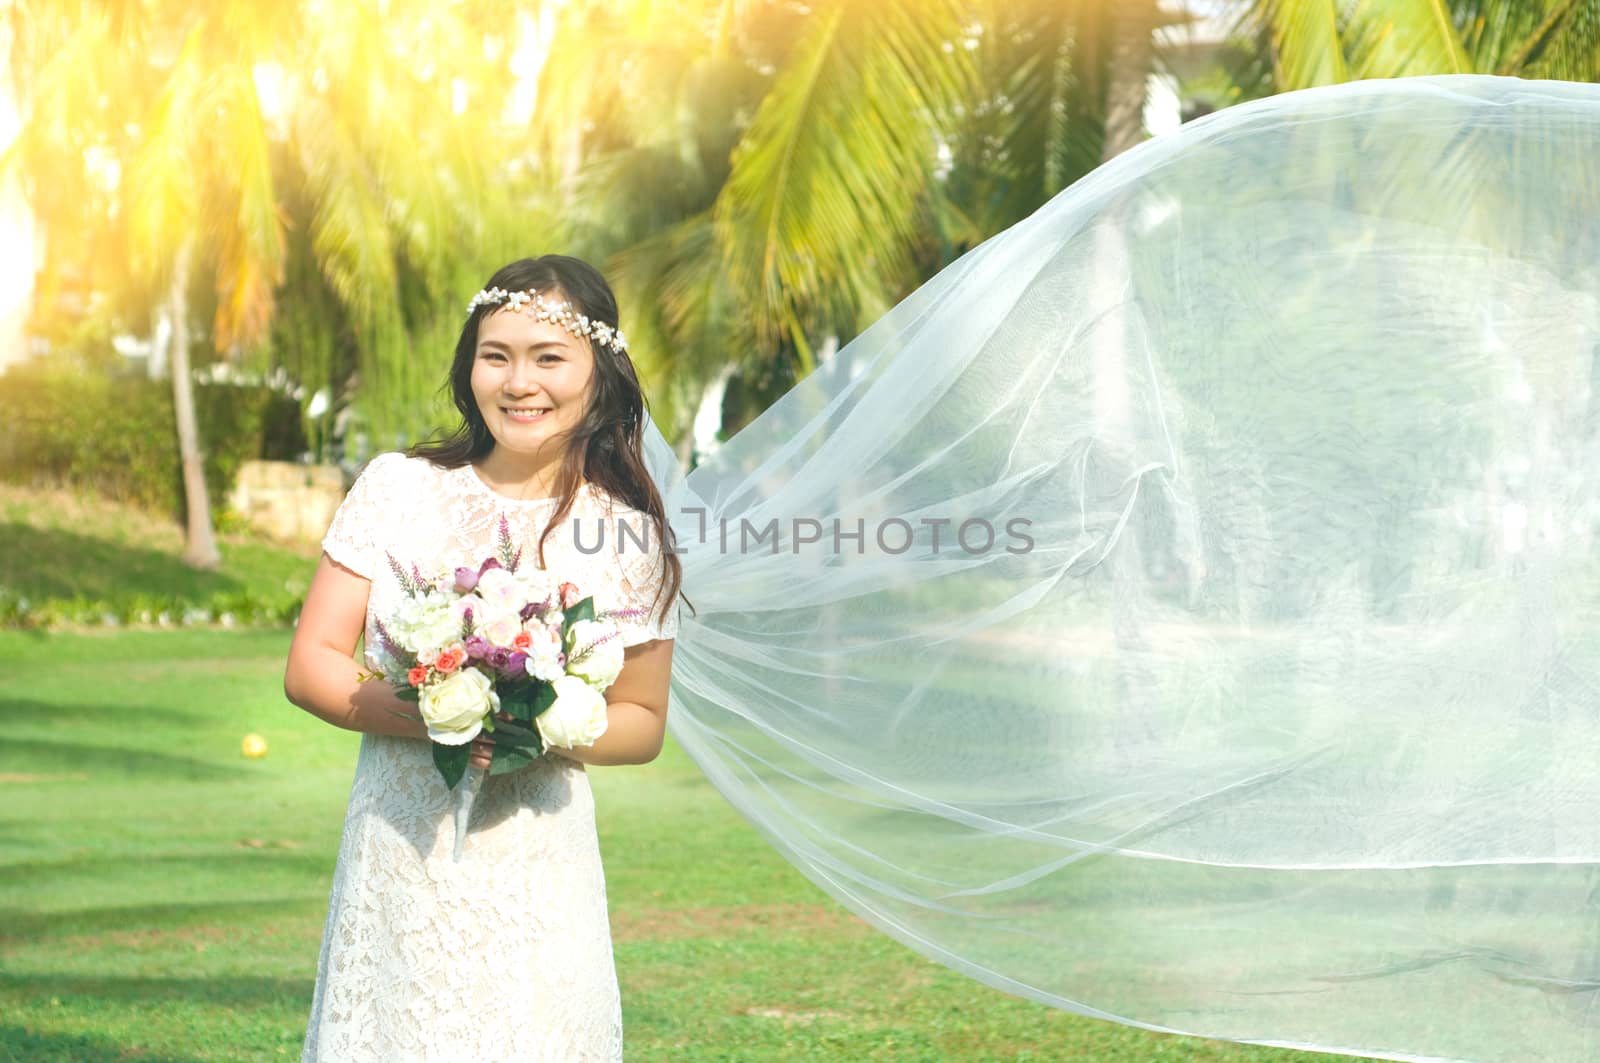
[6,0,1600,579]
[2,2,1599,1059]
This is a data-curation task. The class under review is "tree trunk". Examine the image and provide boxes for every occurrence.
[148,308,170,379]
[169,238,221,569]
[674,426,694,470]
[1102,0,1157,163]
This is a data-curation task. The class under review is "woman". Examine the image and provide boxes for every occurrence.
[284,254,683,1060]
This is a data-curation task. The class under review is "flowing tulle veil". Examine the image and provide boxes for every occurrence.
[638,75,1600,1062]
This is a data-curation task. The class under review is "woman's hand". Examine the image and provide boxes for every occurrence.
[469,733,494,772]
[467,712,518,772]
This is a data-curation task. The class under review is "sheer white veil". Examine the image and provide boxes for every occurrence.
[640,75,1600,1062]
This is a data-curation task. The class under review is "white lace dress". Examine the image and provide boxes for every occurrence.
[301,452,679,1062]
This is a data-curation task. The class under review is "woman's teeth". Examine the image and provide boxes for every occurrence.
[504,408,550,422]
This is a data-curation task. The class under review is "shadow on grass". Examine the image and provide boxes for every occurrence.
[0,859,335,917]
[0,694,197,732]
[0,523,256,603]
[0,1023,214,1063]
[0,733,237,781]
[0,972,313,1012]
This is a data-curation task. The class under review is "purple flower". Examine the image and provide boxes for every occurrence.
[507,651,528,675]
[486,647,513,673]
[453,566,480,593]
[373,617,404,661]
[464,636,491,659]
[478,557,503,576]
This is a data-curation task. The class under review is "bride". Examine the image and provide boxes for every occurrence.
[284,254,682,1061]
[291,75,1600,1063]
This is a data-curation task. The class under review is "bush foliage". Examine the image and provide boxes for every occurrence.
[0,358,307,522]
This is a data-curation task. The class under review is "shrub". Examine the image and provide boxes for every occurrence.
[0,358,307,523]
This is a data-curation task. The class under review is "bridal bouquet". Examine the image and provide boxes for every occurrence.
[359,516,637,860]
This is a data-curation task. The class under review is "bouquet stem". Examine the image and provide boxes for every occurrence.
[450,765,488,862]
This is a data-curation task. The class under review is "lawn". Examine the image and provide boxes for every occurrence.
[0,627,1332,1062]
[0,483,318,626]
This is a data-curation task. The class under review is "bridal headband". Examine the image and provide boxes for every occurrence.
[466,287,630,353]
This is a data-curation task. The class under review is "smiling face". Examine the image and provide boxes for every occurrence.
[470,296,596,462]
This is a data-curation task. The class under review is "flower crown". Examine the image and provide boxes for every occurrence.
[466,287,629,353]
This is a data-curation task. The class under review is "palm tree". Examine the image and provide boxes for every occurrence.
[533,0,1192,450]
[1245,0,1600,89]
[6,1,528,563]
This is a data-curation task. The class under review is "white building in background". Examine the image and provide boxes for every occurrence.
[0,16,37,374]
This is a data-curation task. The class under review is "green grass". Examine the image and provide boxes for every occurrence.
[0,483,317,623]
[0,628,1335,1062]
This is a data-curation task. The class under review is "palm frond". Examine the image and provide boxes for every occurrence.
[1347,0,1473,76]
[291,93,401,353]
[932,0,1105,247]
[208,62,285,351]
[713,0,979,362]
[1246,0,1351,89]
[608,208,755,438]
[529,3,634,177]
[124,21,207,284]
[1498,0,1600,79]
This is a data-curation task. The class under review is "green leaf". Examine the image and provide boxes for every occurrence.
[489,744,538,776]
[566,596,597,627]
[488,719,544,749]
[1347,0,1472,79]
[395,687,420,703]
[497,686,536,723]
[1257,0,1350,88]
[432,741,472,790]
[531,682,559,720]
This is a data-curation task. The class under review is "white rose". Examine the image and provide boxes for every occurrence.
[565,619,624,690]
[478,607,524,647]
[476,566,537,611]
[537,675,609,749]
[523,623,566,683]
[418,668,497,745]
[519,567,555,605]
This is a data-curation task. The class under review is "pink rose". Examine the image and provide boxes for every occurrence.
[559,582,582,609]
[407,665,429,687]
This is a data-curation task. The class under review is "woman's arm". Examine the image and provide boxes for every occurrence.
[283,555,431,740]
[547,637,674,766]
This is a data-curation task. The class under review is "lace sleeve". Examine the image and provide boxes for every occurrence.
[320,452,402,580]
[608,509,680,647]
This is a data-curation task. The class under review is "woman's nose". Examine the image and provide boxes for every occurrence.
[506,361,542,393]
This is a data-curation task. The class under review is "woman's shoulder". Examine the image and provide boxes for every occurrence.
[355,451,454,488]
[579,484,660,538]
[577,479,658,517]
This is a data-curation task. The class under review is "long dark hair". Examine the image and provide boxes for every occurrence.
[409,255,686,629]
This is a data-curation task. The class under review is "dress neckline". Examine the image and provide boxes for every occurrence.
[460,462,587,506]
